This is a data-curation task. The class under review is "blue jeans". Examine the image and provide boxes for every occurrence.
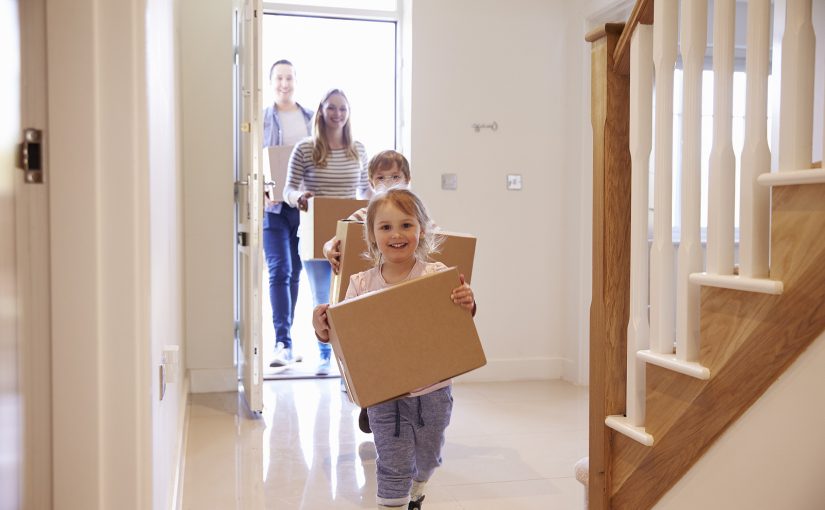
[303,258,332,358]
[263,205,301,350]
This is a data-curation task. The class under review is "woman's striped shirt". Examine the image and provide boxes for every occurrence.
[283,138,370,206]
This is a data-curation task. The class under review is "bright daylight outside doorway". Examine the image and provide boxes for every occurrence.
[261,11,396,379]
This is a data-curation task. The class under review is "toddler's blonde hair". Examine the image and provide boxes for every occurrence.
[364,187,441,265]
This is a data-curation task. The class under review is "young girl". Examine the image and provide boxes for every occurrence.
[312,188,476,510]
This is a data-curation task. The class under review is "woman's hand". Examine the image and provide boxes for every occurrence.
[324,238,342,274]
[297,191,314,212]
[312,304,331,342]
[451,274,476,313]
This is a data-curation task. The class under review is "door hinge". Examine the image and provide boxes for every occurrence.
[16,128,44,183]
[237,232,248,247]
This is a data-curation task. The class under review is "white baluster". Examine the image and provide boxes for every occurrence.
[778,0,815,172]
[650,0,678,354]
[676,0,708,362]
[739,0,772,278]
[707,0,736,276]
[627,24,653,427]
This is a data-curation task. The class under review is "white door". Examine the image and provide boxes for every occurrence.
[235,0,265,413]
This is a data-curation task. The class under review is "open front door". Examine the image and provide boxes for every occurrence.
[234,0,264,413]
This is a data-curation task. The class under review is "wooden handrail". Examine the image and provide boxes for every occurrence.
[613,0,654,75]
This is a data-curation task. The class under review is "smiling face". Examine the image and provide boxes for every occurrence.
[372,201,422,266]
[270,63,295,105]
[321,93,349,131]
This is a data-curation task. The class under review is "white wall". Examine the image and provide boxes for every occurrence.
[404,0,628,384]
[180,0,237,392]
[653,329,825,510]
[48,0,186,507]
[146,0,189,508]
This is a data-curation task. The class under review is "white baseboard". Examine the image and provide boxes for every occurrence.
[169,375,190,510]
[188,367,236,393]
[455,357,566,382]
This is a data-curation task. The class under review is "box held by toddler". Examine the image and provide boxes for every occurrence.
[299,197,368,259]
[326,267,486,408]
[329,220,477,305]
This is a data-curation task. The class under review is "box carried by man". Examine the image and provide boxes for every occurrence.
[326,267,486,408]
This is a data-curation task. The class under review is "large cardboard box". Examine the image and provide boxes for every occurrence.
[263,145,294,202]
[326,267,486,408]
[329,221,477,305]
[299,197,368,259]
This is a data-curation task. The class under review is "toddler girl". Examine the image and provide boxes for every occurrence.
[312,187,476,509]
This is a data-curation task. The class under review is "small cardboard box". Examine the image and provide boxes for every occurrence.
[328,222,478,305]
[263,145,294,202]
[326,267,486,408]
[299,197,368,259]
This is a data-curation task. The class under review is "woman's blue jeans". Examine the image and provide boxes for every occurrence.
[303,258,332,359]
[262,205,301,351]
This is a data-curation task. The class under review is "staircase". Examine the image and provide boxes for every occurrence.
[585,1,825,508]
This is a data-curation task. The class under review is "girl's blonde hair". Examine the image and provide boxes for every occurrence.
[312,89,358,167]
[364,187,442,266]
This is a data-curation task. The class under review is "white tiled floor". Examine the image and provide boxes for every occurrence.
[182,379,588,509]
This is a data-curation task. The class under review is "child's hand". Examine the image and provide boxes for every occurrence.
[312,304,331,342]
[451,274,476,313]
[325,238,342,274]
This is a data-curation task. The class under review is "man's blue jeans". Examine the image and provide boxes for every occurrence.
[303,258,332,359]
[262,205,301,351]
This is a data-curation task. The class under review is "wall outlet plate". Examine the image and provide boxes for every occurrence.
[441,173,458,190]
[507,174,523,190]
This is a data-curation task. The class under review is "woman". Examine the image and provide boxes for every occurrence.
[283,88,370,375]
[262,59,313,368]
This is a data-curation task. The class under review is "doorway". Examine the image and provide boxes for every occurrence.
[260,9,398,379]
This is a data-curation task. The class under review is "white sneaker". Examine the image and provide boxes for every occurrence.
[315,356,331,376]
[270,343,302,367]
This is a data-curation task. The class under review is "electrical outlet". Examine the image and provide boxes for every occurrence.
[441,173,458,191]
[507,174,523,191]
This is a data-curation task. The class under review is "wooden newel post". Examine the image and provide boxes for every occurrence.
[585,22,631,509]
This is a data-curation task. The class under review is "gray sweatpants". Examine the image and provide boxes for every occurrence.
[368,386,453,507]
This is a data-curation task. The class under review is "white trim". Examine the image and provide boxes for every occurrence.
[637,350,711,380]
[605,415,655,446]
[262,2,398,21]
[757,168,825,186]
[689,272,784,294]
[188,368,238,393]
[453,357,566,383]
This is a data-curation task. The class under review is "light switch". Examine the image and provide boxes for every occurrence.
[507,174,523,190]
[441,173,458,191]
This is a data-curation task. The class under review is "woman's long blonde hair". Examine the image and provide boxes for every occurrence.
[364,187,442,266]
[312,89,359,167]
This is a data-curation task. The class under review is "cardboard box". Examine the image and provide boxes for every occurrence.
[328,222,477,305]
[299,197,368,259]
[326,267,486,408]
[329,220,373,305]
[263,145,294,202]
